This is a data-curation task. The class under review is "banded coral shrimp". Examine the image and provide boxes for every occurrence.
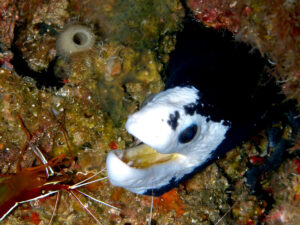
[0,115,120,224]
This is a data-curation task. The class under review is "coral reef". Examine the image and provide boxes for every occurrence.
[185,2,300,224]
[0,0,17,50]
[0,0,17,71]
[0,0,186,224]
[0,0,299,224]
[16,0,69,72]
[264,159,300,225]
[187,0,300,107]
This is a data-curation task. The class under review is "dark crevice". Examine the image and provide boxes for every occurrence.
[10,26,64,89]
[214,162,235,204]
[122,84,140,109]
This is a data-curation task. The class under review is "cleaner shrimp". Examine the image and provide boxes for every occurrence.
[0,115,120,224]
[0,114,239,225]
[0,164,119,224]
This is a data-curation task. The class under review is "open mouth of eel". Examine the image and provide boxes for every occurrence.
[106,142,188,195]
[110,143,181,169]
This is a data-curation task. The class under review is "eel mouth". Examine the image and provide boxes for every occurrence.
[113,144,180,169]
[106,143,187,194]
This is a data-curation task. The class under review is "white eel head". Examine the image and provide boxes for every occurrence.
[106,86,230,195]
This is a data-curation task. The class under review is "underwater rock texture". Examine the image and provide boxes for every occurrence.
[0,0,299,225]
[16,0,68,72]
[187,0,300,107]
[0,0,17,71]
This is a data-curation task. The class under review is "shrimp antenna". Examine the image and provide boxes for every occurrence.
[0,190,59,222]
[48,191,60,225]
[148,195,154,225]
[71,177,107,189]
[48,169,119,225]
[70,169,120,210]
[71,168,106,189]
[147,169,155,225]
[70,190,102,225]
[76,190,120,211]
[215,201,237,225]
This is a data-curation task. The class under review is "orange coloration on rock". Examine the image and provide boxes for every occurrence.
[293,194,300,200]
[110,187,124,202]
[154,189,185,218]
[245,219,255,225]
[24,212,41,225]
[293,159,300,174]
[250,156,264,165]
[0,143,5,150]
[109,141,118,150]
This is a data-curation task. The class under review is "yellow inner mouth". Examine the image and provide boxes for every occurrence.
[119,144,179,169]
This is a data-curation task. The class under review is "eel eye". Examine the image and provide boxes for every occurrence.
[178,124,198,143]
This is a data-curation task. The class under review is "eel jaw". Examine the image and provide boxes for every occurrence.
[106,144,191,195]
[106,86,231,195]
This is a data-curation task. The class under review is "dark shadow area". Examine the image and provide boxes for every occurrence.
[10,26,64,89]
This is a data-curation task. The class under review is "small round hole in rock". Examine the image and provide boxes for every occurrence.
[73,32,88,46]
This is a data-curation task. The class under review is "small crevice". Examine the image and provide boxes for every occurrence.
[10,26,64,89]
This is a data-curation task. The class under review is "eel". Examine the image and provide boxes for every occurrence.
[106,20,281,196]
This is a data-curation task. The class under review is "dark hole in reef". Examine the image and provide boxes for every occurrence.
[161,4,300,215]
[73,32,88,46]
[80,142,93,151]
[150,219,157,225]
[35,22,59,37]
[10,26,64,89]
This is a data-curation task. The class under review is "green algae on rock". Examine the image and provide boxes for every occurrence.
[16,0,69,72]
[55,40,165,126]
[187,0,300,107]
[0,0,185,224]
[3,0,299,224]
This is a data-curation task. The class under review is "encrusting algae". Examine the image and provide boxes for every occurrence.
[187,0,300,106]
[0,0,299,224]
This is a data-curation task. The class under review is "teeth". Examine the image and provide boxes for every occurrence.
[115,144,178,169]
[106,147,187,195]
